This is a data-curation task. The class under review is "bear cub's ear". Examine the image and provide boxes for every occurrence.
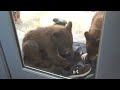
[84,31,89,40]
[66,21,72,32]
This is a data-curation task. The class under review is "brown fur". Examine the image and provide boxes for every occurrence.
[84,11,105,61]
[22,21,74,70]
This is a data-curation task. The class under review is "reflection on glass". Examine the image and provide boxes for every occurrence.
[13,11,105,79]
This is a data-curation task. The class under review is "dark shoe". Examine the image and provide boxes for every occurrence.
[67,64,92,79]
[85,74,95,79]
[53,18,67,26]
[81,53,97,79]
[81,53,97,67]
[81,53,88,63]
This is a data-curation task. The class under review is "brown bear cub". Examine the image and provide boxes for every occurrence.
[84,11,105,63]
[22,21,74,71]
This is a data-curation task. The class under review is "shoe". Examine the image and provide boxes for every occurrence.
[81,53,88,63]
[67,64,92,79]
[53,18,67,26]
[85,74,95,79]
[81,53,97,79]
[81,53,97,67]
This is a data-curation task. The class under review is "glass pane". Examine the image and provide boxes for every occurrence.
[12,11,105,79]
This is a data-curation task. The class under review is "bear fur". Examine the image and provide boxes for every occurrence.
[22,21,74,70]
[84,11,105,62]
